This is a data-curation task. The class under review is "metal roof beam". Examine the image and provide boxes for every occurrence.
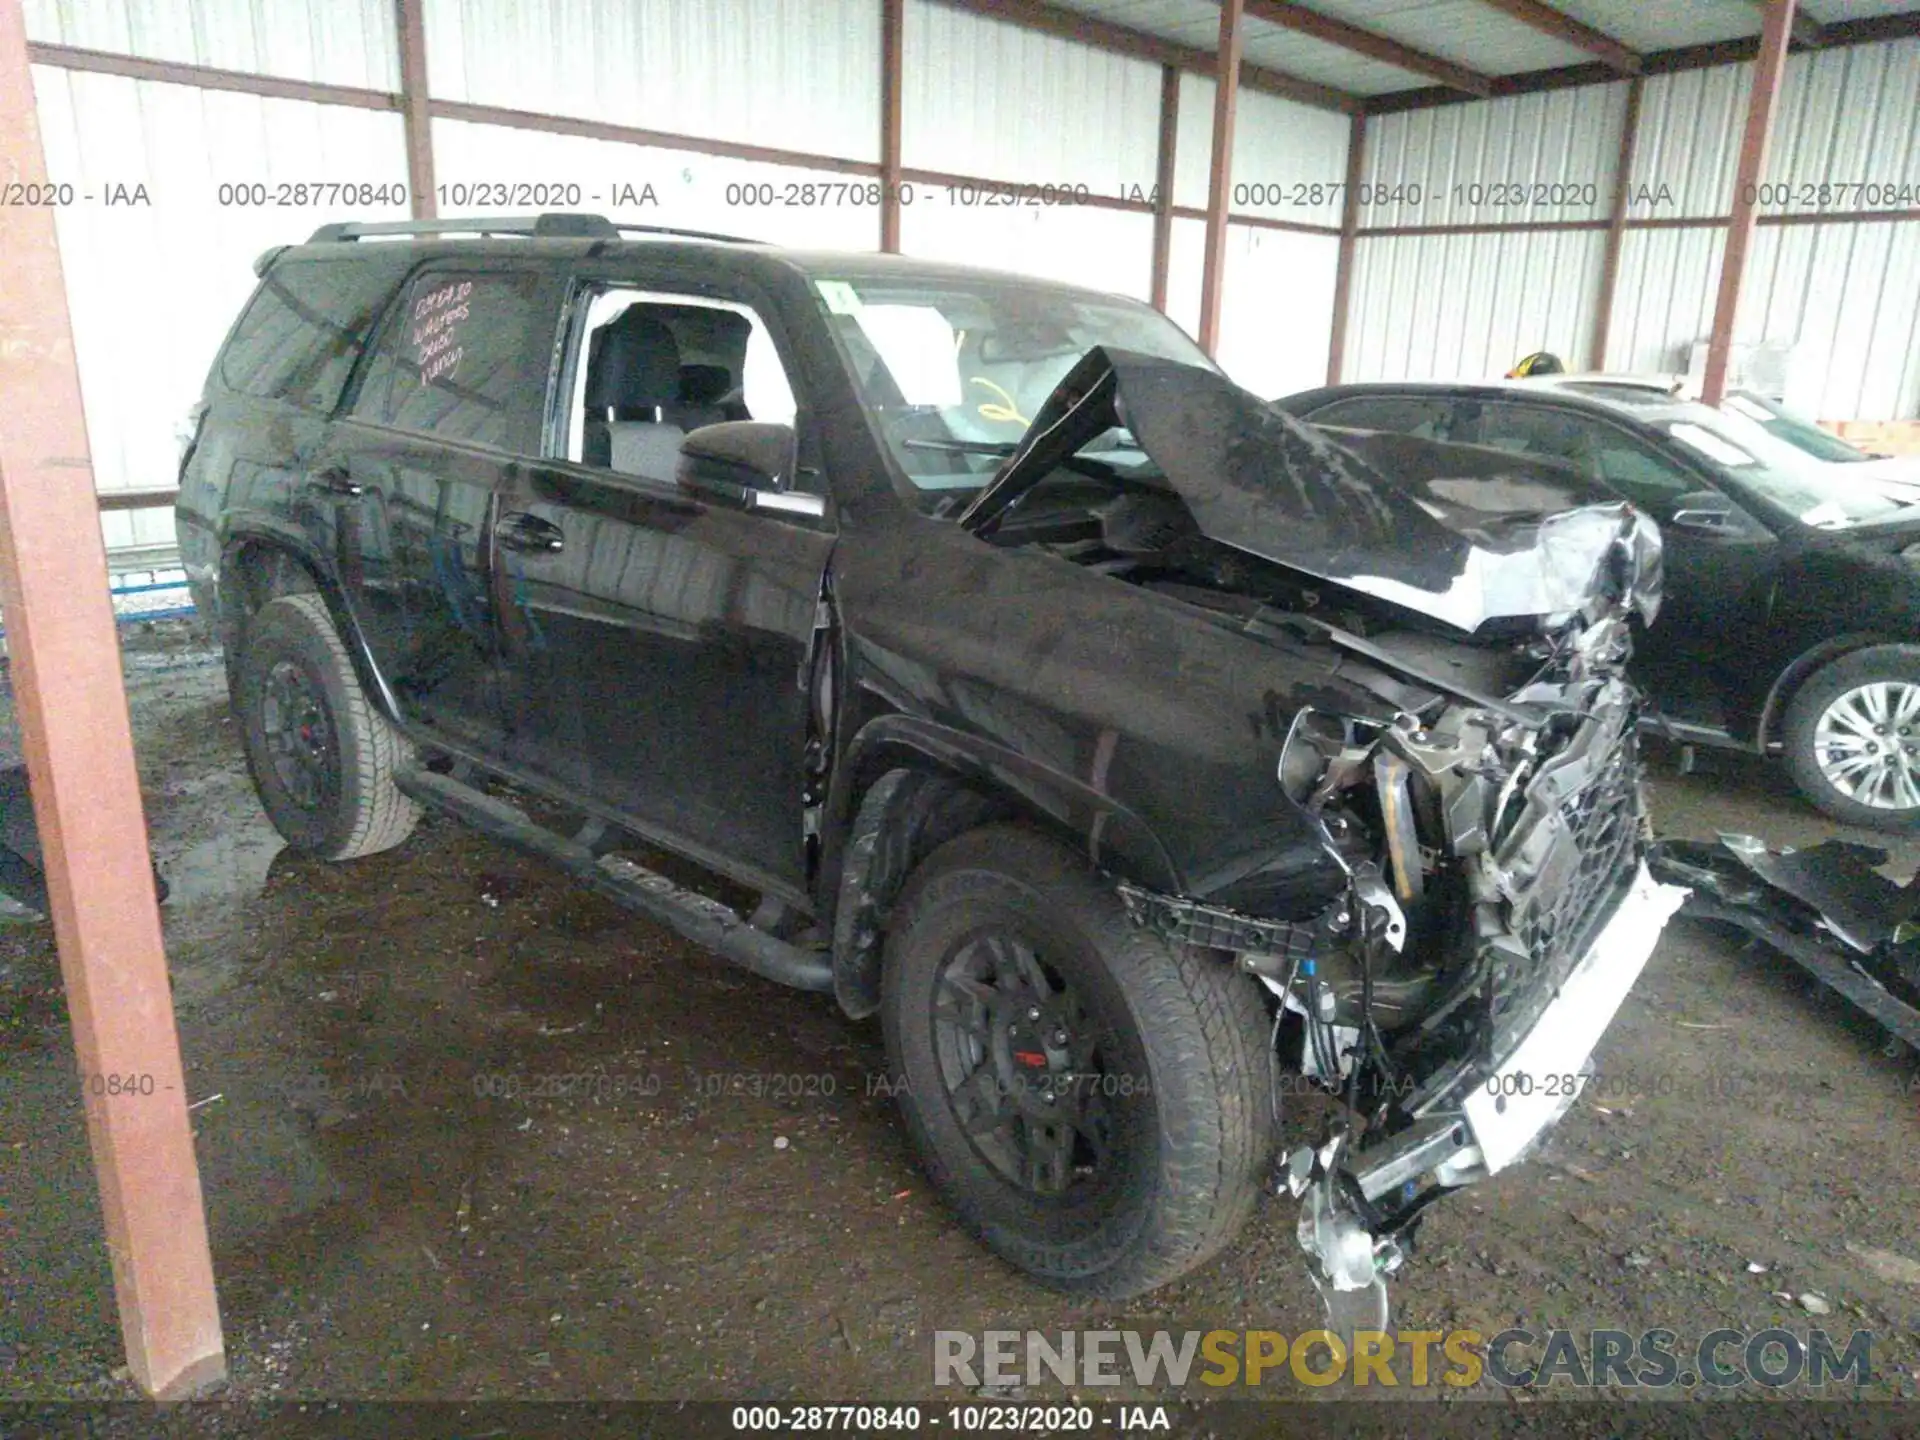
[1740,0,1825,48]
[1364,7,1920,113]
[1243,1,1494,96]
[1469,0,1641,74]
[941,0,1360,111]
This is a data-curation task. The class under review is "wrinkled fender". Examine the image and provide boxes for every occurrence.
[218,523,405,726]
[833,712,1184,894]
[824,715,1186,1018]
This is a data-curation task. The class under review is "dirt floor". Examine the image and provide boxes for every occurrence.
[2,621,1918,1417]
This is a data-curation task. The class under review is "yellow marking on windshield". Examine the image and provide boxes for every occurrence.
[969,376,1028,427]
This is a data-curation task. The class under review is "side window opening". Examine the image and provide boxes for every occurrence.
[565,289,798,483]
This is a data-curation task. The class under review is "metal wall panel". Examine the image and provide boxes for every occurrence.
[425,0,881,163]
[1174,75,1351,225]
[1600,224,1723,376]
[1766,37,1920,207]
[898,202,1156,302]
[1631,40,1920,220]
[31,65,410,553]
[1167,217,1337,395]
[1631,63,1752,219]
[430,119,881,250]
[1346,228,1604,383]
[902,0,1161,191]
[1607,39,1920,417]
[24,0,399,89]
[1738,220,1920,421]
[1363,82,1625,228]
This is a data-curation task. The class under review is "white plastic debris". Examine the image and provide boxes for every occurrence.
[774,1135,790,1150]
[1798,1293,1833,1315]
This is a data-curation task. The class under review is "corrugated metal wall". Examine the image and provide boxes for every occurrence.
[1364,82,1626,228]
[903,0,1159,188]
[23,1,1920,572]
[1171,75,1349,378]
[24,0,399,88]
[430,120,879,250]
[29,64,408,552]
[1347,228,1605,382]
[1346,36,1920,420]
[426,0,880,163]
[1603,36,1920,418]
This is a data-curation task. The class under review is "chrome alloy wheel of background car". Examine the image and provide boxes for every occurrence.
[1813,680,1920,810]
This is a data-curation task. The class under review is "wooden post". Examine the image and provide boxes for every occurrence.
[396,0,435,218]
[1588,74,1643,371]
[1702,0,1797,405]
[0,0,224,1399]
[1325,110,1367,384]
[1198,0,1245,356]
[880,0,905,252]
[1149,64,1179,313]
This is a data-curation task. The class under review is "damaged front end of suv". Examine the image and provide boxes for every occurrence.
[964,350,1689,1325]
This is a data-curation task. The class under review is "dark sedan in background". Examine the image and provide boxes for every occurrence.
[1275,377,1920,831]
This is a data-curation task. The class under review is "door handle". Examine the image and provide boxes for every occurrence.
[308,465,363,497]
[496,512,565,554]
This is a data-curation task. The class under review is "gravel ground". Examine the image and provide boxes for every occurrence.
[1,623,1917,1424]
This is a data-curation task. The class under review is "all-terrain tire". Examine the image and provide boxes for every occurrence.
[880,824,1275,1298]
[235,592,421,859]
[1782,644,1920,833]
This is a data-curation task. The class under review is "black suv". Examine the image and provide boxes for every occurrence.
[179,214,1680,1316]
[1277,379,1920,831]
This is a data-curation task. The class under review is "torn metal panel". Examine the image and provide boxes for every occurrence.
[1649,835,1920,1047]
[962,347,1663,634]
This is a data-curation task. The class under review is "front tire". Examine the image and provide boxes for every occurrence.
[235,592,421,859]
[1783,645,1920,831]
[880,825,1275,1298]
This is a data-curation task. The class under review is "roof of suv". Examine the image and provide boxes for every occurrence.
[273,211,1148,305]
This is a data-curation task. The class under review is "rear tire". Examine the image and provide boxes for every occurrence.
[880,824,1275,1298]
[235,592,420,859]
[1783,645,1920,832]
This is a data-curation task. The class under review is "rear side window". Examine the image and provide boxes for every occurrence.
[218,258,402,412]
[353,268,558,455]
[1308,395,1452,440]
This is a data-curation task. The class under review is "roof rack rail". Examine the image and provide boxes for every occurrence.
[306,212,618,243]
[305,212,762,246]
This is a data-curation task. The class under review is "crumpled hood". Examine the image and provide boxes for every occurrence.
[961,348,1663,633]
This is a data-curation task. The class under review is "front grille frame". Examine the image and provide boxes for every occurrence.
[1485,700,1647,1054]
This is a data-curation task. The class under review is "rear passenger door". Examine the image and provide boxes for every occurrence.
[489,272,832,897]
[318,262,564,751]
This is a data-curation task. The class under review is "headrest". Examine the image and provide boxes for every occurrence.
[679,363,733,405]
[586,309,681,412]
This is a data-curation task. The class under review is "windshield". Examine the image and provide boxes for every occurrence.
[1721,391,1869,464]
[1658,402,1911,529]
[810,273,1214,499]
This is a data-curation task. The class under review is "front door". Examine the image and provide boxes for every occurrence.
[490,278,833,895]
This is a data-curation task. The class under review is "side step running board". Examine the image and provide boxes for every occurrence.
[395,769,834,995]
